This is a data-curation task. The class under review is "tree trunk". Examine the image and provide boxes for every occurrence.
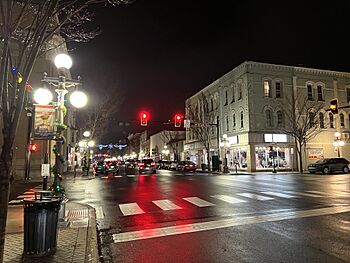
[298,142,303,173]
[0,150,12,263]
[207,151,211,172]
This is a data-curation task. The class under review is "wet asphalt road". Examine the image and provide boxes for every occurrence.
[62,169,350,263]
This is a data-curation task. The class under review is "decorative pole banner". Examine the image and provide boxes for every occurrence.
[34,105,56,140]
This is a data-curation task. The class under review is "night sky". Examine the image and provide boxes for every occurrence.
[69,0,350,142]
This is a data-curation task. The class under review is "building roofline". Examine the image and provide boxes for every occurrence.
[186,60,350,102]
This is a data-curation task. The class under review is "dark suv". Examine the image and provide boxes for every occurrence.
[308,158,350,174]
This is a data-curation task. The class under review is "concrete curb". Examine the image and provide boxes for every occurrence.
[82,204,99,263]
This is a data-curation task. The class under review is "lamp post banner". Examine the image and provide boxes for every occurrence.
[34,105,56,139]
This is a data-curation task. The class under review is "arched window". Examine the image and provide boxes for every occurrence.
[226,115,229,131]
[277,110,284,127]
[265,109,273,127]
[210,98,213,111]
[329,112,334,128]
[231,85,235,103]
[224,90,228,105]
[319,112,325,129]
[340,113,345,128]
[275,81,283,98]
[240,111,244,128]
[232,114,236,128]
[238,82,243,100]
[309,112,315,128]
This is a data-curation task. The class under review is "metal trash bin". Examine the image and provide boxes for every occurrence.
[23,193,61,257]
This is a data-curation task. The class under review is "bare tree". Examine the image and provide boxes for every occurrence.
[161,130,185,162]
[278,93,324,172]
[186,92,219,171]
[79,92,124,141]
[0,1,132,260]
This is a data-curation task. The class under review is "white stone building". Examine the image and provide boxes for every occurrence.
[185,61,350,172]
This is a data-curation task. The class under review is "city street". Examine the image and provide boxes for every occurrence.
[62,170,350,263]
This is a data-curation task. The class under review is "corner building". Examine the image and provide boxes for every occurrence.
[185,61,350,172]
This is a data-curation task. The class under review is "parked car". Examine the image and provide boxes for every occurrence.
[308,158,350,174]
[138,159,157,174]
[157,160,170,170]
[169,162,178,171]
[93,161,107,175]
[105,160,118,175]
[176,161,197,172]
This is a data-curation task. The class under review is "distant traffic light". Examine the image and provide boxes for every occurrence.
[29,143,39,152]
[140,112,149,126]
[174,114,182,127]
[330,98,338,114]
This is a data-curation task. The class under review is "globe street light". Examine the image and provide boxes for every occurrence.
[83,131,91,138]
[334,132,344,157]
[33,88,53,105]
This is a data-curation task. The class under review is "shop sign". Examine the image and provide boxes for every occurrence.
[227,136,238,145]
[307,148,323,159]
[264,134,287,143]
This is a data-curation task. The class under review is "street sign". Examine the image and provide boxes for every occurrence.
[41,164,50,177]
[184,119,191,128]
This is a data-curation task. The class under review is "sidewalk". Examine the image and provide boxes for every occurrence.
[4,172,99,263]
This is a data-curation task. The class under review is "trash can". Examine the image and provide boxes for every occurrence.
[23,194,61,257]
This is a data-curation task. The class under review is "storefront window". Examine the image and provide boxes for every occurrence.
[228,148,247,169]
[255,146,291,169]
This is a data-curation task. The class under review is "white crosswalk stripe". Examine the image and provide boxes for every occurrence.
[261,192,297,198]
[8,185,43,206]
[285,191,323,198]
[236,193,274,201]
[119,203,145,216]
[183,197,216,207]
[152,200,182,210]
[211,195,246,204]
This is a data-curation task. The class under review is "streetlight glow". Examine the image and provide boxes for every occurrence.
[83,131,91,138]
[70,90,87,108]
[78,141,85,147]
[54,53,73,69]
[87,140,95,147]
[33,88,53,105]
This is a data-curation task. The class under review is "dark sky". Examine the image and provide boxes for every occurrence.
[69,0,350,142]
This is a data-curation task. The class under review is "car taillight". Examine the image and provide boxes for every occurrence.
[151,162,155,166]
[139,162,144,166]
[135,161,138,165]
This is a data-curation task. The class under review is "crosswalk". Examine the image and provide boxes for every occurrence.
[8,185,43,206]
[117,190,350,216]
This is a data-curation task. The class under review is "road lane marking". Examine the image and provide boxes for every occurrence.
[211,195,246,204]
[236,193,274,201]
[285,191,322,198]
[119,203,145,216]
[95,206,105,219]
[183,197,216,207]
[152,200,182,210]
[112,205,350,243]
[261,192,297,198]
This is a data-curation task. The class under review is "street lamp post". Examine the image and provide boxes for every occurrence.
[220,134,229,173]
[36,53,87,191]
[333,132,344,157]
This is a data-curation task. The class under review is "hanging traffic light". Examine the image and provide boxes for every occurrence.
[29,143,39,152]
[174,114,182,127]
[140,112,149,126]
[330,98,338,114]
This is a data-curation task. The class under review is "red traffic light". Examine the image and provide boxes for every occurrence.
[174,114,182,127]
[140,112,149,126]
[29,143,39,152]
